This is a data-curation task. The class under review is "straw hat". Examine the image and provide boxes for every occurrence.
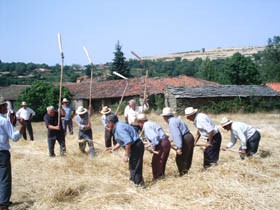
[0,96,7,106]
[220,117,233,127]
[161,107,174,116]
[62,98,69,103]
[184,107,198,116]
[100,106,111,115]
[137,113,147,121]
[21,101,27,106]
[76,106,88,115]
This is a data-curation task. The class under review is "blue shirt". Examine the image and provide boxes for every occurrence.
[167,116,189,148]
[0,113,21,150]
[62,104,74,120]
[113,121,139,147]
[143,121,168,147]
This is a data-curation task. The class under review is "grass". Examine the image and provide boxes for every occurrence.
[9,112,280,210]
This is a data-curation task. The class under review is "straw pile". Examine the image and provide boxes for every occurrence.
[9,113,280,210]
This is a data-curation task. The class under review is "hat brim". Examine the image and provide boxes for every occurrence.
[0,101,7,106]
[100,109,111,115]
[185,109,198,116]
[77,110,87,115]
[161,113,173,116]
[221,121,232,127]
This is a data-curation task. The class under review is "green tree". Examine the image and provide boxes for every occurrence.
[223,53,261,85]
[198,57,217,81]
[259,36,280,82]
[111,41,131,79]
[17,81,71,121]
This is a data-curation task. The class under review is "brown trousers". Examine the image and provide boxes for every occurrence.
[176,132,194,175]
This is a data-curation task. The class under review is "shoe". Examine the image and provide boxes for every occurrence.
[49,154,56,157]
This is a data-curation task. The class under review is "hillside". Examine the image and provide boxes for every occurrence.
[143,46,265,61]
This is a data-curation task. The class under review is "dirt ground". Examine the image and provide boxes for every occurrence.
[8,112,280,210]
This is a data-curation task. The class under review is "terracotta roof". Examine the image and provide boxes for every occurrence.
[64,75,218,99]
[266,82,280,92]
[0,85,29,100]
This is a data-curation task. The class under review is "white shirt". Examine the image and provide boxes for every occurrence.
[126,104,149,125]
[16,107,35,120]
[194,113,218,139]
[0,114,21,150]
[227,121,257,149]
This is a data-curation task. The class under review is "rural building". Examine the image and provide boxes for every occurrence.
[266,82,280,93]
[164,85,280,114]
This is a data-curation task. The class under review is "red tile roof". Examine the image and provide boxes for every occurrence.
[64,75,218,99]
[266,82,280,92]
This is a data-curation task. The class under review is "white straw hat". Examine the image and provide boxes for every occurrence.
[220,117,233,127]
[62,98,69,103]
[185,107,198,116]
[137,113,147,121]
[161,107,174,116]
[76,106,88,115]
[0,96,7,106]
[21,101,27,106]
[100,106,111,115]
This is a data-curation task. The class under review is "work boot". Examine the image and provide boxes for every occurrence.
[89,148,95,157]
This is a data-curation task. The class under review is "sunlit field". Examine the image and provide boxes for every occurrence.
[9,112,280,210]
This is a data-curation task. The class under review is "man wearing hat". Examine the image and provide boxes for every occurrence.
[161,107,194,176]
[16,101,35,141]
[0,96,24,209]
[61,98,75,135]
[125,99,149,132]
[44,105,66,157]
[107,115,144,187]
[220,117,261,159]
[74,106,95,157]
[185,107,222,169]
[137,113,171,180]
[100,106,116,148]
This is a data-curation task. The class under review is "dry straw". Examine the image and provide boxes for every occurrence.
[9,113,280,210]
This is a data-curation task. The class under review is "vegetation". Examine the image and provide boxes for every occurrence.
[16,81,72,121]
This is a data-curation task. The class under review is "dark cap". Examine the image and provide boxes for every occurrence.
[107,114,119,123]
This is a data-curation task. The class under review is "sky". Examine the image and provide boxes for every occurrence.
[1,0,280,65]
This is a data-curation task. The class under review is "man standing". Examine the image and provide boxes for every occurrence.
[0,96,24,210]
[220,117,261,159]
[125,99,149,132]
[61,98,75,135]
[185,107,222,169]
[44,106,66,157]
[137,113,171,180]
[74,106,95,157]
[100,106,116,148]
[161,107,194,176]
[108,115,144,187]
[16,101,35,141]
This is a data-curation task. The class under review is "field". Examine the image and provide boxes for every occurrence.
[9,112,280,210]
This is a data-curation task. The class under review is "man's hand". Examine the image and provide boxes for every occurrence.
[205,142,213,148]
[221,146,228,151]
[123,155,129,162]
[176,148,182,155]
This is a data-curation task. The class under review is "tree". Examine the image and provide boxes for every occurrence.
[223,53,261,85]
[17,81,72,121]
[259,36,280,82]
[198,57,217,81]
[111,41,131,79]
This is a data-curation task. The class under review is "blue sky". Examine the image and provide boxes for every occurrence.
[1,0,279,65]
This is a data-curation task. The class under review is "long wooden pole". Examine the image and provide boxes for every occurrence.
[131,51,148,111]
[113,71,129,115]
[57,33,64,127]
[83,46,94,117]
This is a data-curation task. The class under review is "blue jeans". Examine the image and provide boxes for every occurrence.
[0,151,11,207]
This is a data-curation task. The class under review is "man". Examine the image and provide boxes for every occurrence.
[0,96,24,210]
[137,113,171,180]
[108,115,144,186]
[16,101,35,141]
[185,107,222,169]
[220,117,261,159]
[74,106,95,157]
[161,107,194,176]
[125,99,149,132]
[44,105,66,157]
[61,98,75,135]
[100,106,116,148]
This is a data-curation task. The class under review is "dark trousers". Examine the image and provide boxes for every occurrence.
[23,120,34,140]
[152,138,171,179]
[78,129,94,155]
[240,130,261,156]
[62,119,73,135]
[176,132,194,175]
[104,128,116,148]
[47,134,66,156]
[0,151,11,207]
[204,132,222,168]
[129,140,144,185]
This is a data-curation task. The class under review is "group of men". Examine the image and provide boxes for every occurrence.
[0,96,262,209]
